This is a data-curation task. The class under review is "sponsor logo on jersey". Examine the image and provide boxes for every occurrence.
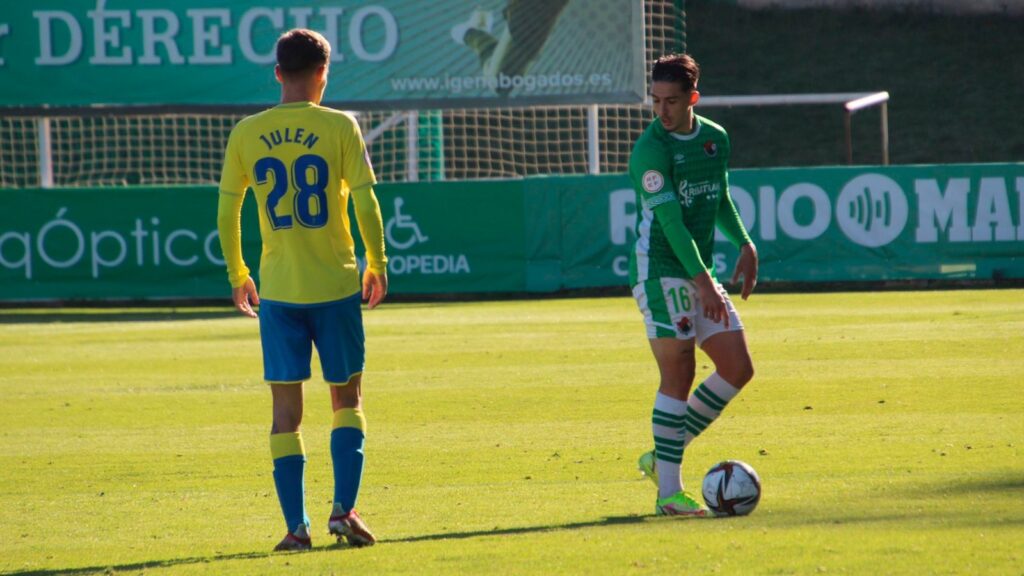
[678,179,721,207]
[642,170,664,193]
[703,140,718,157]
[673,153,686,165]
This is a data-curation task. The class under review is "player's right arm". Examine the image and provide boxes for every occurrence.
[216,126,259,318]
[630,140,728,326]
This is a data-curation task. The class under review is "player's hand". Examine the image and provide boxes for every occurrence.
[362,269,388,310]
[694,271,729,329]
[232,276,260,318]
[731,243,759,301]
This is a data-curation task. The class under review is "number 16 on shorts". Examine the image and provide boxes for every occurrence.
[632,277,742,342]
[667,282,692,317]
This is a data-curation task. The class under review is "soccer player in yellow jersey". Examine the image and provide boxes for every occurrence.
[217,29,387,552]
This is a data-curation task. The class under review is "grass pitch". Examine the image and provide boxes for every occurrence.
[1,290,1021,575]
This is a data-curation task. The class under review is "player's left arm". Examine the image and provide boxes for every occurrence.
[341,115,388,309]
[350,183,388,309]
[714,158,758,300]
[717,192,758,300]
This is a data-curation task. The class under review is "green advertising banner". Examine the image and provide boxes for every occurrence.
[1,163,1022,301]
[0,181,529,300]
[566,163,1024,286]
[372,180,528,293]
[0,0,646,110]
[725,164,1024,282]
[0,186,248,300]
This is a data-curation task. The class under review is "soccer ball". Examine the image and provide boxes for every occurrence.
[702,460,761,516]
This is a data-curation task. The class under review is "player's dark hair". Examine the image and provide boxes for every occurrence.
[276,29,330,75]
[651,53,700,92]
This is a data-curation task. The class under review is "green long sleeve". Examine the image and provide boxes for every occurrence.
[653,201,709,278]
[715,184,753,248]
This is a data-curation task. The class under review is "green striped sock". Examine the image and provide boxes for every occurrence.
[652,392,687,498]
[683,372,740,447]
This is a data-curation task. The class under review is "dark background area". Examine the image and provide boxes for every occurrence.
[684,1,1024,168]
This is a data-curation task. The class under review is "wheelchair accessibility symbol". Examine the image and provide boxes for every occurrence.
[385,197,429,249]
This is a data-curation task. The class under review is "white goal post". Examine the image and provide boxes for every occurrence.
[698,91,890,165]
[16,91,888,188]
[3,4,889,188]
[354,89,888,181]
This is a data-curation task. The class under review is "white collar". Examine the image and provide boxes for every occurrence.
[668,117,701,141]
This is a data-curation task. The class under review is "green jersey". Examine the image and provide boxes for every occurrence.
[627,114,750,286]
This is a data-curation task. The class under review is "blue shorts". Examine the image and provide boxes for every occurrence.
[258,293,365,385]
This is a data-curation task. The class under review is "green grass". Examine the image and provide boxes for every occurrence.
[686,1,1024,167]
[1,291,1022,575]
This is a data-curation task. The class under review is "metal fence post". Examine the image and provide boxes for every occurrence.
[587,105,601,175]
[38,117,54,188]
[880,101,890,165]
[406,111,419,182]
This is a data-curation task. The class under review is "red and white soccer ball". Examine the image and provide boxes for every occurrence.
[702,460,762,516]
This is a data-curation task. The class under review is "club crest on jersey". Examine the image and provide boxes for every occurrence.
[642,170,664,193]
[703,140,718,157]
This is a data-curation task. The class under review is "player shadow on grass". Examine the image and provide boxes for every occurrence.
[383,513,648,544]
[5,516,651,576]
[765,474,1024,530]
[3,550,271,576]
[945,476,1024,494]
[6,543,389,576]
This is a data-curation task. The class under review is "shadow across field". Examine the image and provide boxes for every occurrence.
[4,515,647,576]
[10,503,1024,575]
[384,513,647,544]
[764,473,1024,530]
[6,544,373,576]
[949,476,1024,494]
[3,551,271,576]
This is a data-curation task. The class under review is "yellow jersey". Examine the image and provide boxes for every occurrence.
[217,101,386,305]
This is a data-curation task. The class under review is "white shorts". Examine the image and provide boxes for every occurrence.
[632,277,743,345]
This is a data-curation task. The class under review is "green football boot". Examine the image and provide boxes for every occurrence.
[637,450,658,485]
[655,490,709,517]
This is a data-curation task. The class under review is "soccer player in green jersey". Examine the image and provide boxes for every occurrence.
[628,54,759,517]
[217,29,388,551]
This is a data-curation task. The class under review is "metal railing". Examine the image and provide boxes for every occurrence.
[698,91,890,165]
